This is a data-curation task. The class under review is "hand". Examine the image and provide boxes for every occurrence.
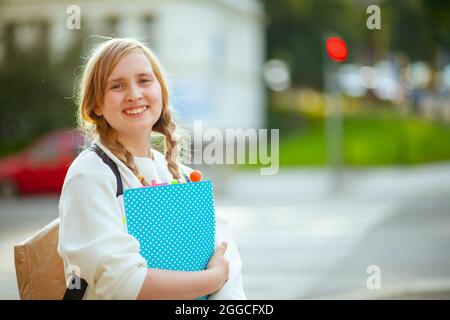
[206,242,230,290]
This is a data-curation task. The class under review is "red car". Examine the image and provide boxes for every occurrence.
[0,129,85,196]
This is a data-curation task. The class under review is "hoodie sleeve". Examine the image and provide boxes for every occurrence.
[58,173,148,300]
[208,215,247,300]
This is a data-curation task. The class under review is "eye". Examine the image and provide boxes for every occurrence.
[139,79,152,84]
[111,83,124,90]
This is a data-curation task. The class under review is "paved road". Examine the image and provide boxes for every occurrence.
[217,163,450,299]
[220,198,403,299]
[307,194,450,299]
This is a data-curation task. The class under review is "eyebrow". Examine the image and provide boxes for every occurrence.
[108,73,155,84]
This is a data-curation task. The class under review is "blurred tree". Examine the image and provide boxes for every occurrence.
[261,0,368,89]
[0,22,84,145]
[261,0,450,88]
[420,0,450,66]
[384,0,435,62]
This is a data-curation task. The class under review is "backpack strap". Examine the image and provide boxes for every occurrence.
[62,275,88,300]
[62,143,123,300]
[62,144,188,299]
[89,143,124,197]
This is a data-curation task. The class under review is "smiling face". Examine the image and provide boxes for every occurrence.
[95,50,163,140]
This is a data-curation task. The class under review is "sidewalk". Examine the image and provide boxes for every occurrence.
[218,161,450,203]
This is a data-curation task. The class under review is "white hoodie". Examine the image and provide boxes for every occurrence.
[58,138,246,300]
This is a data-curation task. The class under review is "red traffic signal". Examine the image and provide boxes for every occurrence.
[326,37,348,62]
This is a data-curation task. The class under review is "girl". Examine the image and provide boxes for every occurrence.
[58,38,246,300]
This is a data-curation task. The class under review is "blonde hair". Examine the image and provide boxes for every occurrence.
[76,37,183,185]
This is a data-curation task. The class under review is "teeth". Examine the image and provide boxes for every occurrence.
[124,106,148,115]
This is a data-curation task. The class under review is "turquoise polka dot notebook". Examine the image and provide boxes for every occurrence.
[123,180,216,300]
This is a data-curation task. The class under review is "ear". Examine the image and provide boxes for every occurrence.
[93,105,103,117]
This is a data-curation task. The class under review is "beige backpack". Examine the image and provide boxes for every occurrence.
[14,217,89,301]
[14,218,69,299]
[13,144,124,300]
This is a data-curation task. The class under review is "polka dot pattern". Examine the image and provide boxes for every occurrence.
[123,180,216,300]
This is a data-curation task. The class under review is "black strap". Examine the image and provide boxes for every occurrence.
[62,144,124,300]
[91,143,189,188]
[62,275,88,300]
[90,144,124,197]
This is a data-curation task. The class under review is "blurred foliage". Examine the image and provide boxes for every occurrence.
[261,0,450,89]
[270,88,408,120]
[0,22,84,146]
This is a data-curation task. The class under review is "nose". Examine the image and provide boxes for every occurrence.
[126,82,143,102]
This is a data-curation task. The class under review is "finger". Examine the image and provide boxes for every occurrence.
[215,242,228,255]
[221,241,228,253]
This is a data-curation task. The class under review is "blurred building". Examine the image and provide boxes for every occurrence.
[0,0,266,129]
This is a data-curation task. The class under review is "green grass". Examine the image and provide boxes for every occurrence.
[277,114,450,167]
[278,121,327,166]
